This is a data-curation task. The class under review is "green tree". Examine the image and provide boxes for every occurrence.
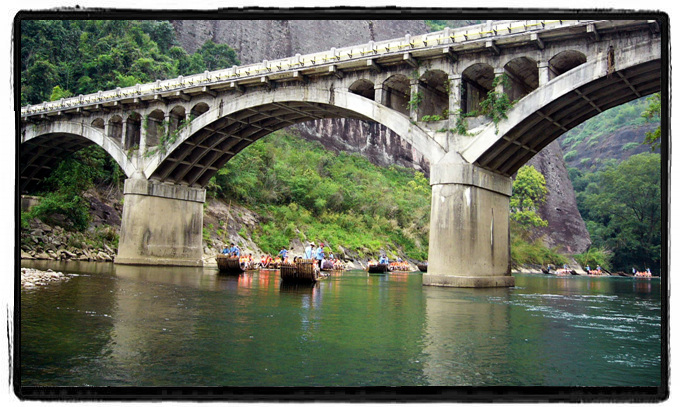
[582,153,661,270]
[187,40,240,74]
[642,93,661,151]
[510,165,548,233]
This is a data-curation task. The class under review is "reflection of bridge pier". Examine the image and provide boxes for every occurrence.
[421,286,512,385]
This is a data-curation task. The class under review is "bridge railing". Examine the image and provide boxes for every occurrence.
[21,19,597,118]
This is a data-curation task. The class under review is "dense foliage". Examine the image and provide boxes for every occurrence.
[21,20,239,105]
[208,130,432,260]
[22,146,124,231]
[509,165,565,267]
[642,93,662,151]
[510,165,549,235]
[569,153,661,272]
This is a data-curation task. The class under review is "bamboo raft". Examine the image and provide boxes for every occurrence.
[367,264,389,274]
[280,259,320,283]
[216,255,246,274]
[417,264,428,273]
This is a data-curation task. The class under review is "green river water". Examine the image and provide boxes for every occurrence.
[18,259,664,395]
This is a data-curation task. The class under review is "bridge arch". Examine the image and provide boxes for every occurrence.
[503,57,538,102]
[382,74,411,115]
[462,39,661,176]
[19,121,137,193]
[461,62,495,114]
[190,102,210,118]
[108,115,123,142]
[143,86,446,187]
[417,69,449,119]
[548,50,587,80]
[348,79,375,100]
[92,117,105,130]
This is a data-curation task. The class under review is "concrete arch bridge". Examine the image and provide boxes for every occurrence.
[20,19,663,287]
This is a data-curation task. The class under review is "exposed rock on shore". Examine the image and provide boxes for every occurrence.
[21,268,73,288]
[20,218,117,262]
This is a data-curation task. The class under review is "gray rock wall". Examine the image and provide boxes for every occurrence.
[528,141,591,254]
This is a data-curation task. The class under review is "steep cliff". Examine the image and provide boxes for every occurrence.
[172,19,590,254]
[528,141,591,254]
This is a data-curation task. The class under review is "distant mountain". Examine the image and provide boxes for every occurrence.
[559,96,659,172]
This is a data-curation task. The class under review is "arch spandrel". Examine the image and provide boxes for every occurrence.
[143,86,447,186]
[461,38,662,176]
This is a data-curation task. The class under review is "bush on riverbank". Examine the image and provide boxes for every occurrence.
[510,234,569,268]
[573,247,613,271]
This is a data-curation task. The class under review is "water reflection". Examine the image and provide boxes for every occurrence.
[19,262,662,388]
[421,286,512,386]
[633,279,652,294]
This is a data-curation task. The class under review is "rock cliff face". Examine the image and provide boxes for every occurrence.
[172,19,590,254]
[528,141,591,254]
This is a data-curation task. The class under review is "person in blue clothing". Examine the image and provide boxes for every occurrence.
[379,254,389,265]
[278,247,289,262]
[304,242,315,260]
[222,243,234,255]
[231,244,241,258]
[315,243,325,269]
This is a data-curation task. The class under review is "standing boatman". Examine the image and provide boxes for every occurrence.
[304,242,316,260]
[315,243,325,269]
[278,246,289,262]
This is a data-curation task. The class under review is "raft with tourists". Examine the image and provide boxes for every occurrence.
[217,254,246,274]
[366,263,389,274]
[280,259,323,283]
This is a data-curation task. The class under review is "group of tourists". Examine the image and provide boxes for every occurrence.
[303,242,327,270]
[222,241,343,271]
[365,254,412,271]
[633,268,653,278]
[221,244,257,269]
[585,264,604,275]
[222,241,422,273]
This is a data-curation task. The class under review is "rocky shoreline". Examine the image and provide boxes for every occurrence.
[20,218,117,263]
[21,267,73,288]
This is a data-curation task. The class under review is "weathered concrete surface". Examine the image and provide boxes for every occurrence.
[116,178,206,266]
[424,158,514,288]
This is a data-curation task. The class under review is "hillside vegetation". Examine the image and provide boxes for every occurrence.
[208,130,431,261]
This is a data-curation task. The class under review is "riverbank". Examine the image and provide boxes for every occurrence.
[20,218,117,262]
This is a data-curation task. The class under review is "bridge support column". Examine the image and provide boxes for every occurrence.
[423,158,514,288]
[538,61,550,86]
[115,177,206,266]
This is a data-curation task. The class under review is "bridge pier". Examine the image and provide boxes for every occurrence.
[424,158,515,288]
[115,177,205,266]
